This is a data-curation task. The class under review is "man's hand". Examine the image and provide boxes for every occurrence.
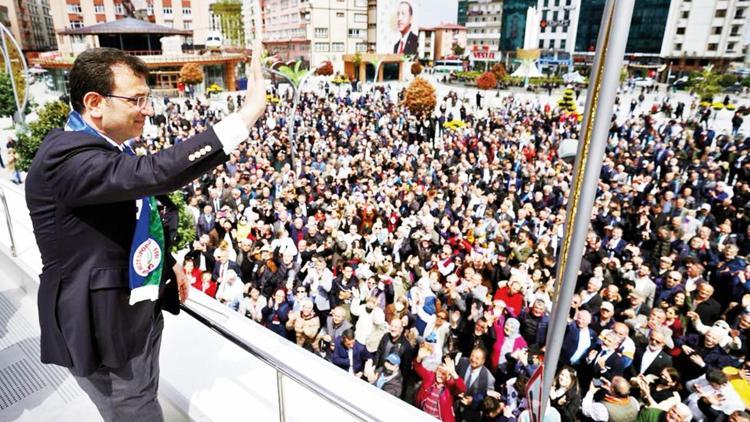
[173,263,189,304]
[238,40,267,128]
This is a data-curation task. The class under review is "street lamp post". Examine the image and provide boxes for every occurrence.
[0,23,28,124]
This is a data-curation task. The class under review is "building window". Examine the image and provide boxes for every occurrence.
[70,20,84,29]
[707,43,718,51]
[539,39,544,48]
[67,4,82,13]
[355,0,367,6]
[674,43,682,51]
[712,27,721,35]
[354,13,367,23]
[715,9,726,18]
[147,4,154,15]
[115,3,125,15]
[314,42,329,52]
[727,42,735,51]
[94,4,105,13]
[184,20,192,29]
[736,8,745,18]
[163,7,173,15]
[332,42,344,52]
[182,8,191,16]
[676,27,685,34]
[560,39,566,50]
[356,42,367,52]
[314,27,328,38]
[348,28,364,38]
[731,25,741,35]
[681,11,689,18]
[336,12,344,17]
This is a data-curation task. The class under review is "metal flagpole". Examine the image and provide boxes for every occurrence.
[536,0,634,419]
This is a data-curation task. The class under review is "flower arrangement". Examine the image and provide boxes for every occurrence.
[265,94,281,104]
[332,73,350,84]
[206,83,223,94]
[726,104,737,111]
[443,119,467,130]
[712,102,724,110]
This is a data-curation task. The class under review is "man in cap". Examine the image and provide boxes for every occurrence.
[364,353,404,397]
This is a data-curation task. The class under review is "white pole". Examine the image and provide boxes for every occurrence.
[537,0,635,419]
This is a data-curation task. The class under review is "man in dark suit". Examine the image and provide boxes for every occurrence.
[196,204,216,237]
[582,330,628,388]
[211,247,242,284]
[393,1,418,55]
[25,44,267,420]
[627,330,672,378]
[455,347,495,422]
[560,310,597,367]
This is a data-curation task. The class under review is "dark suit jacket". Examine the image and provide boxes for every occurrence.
[26,127,230,376]
[560,323,597,366]
[627,347,672,378]
[211,260,242,283]
[196,213,216,237]
[455,357,495,400]
[393,31,418,55]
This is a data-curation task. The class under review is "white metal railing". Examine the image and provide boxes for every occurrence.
[0,187,16,257]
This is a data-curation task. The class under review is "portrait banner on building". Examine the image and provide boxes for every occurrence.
[376,0,458,55]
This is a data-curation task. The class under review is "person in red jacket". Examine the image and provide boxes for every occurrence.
[493,278,525,317]
[414,343,466,422]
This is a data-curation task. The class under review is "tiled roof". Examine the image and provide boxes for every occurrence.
[59,17,192,35]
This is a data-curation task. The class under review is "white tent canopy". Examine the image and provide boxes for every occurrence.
[563,71,585,84]
[512,60,543,78]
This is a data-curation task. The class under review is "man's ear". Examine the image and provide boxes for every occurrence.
[82,92,104,119]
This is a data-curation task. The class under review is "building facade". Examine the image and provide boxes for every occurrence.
[11,0,56,51]
[501,0,537,51]
[418,23,466,61]
[457,0,469,25]
[660,0,749,72]
[262,0,368,67]
[49,0,231,55]
[465,0,503,53]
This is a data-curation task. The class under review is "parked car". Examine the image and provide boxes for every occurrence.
[633,77,656,87]
[206,32,223,49]
[670,76,689,90]
[725,83,744,94]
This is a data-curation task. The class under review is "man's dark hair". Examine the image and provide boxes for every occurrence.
[706,368,728,385]
[341,329,355,340]
[69,47,150,113]
[399,1,413,16]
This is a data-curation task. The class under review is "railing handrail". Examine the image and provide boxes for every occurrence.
[0,187,16,257]
[181,300,386,422]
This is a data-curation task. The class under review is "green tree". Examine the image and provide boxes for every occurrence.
[209,0,244,47]
[169,191,195,253]
[452,43,465,56]
[14,101,70,171]
[691,65,723,101]
[0,72,17,118]
[718,73,739,87]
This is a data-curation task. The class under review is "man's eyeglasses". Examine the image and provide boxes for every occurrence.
[105,94,152,110]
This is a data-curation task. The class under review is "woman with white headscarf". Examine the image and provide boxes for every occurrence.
[490,314,528,371]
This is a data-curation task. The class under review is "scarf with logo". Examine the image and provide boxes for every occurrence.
[65,111,164,305]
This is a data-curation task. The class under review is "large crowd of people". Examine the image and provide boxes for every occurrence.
[135,77,750,421]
